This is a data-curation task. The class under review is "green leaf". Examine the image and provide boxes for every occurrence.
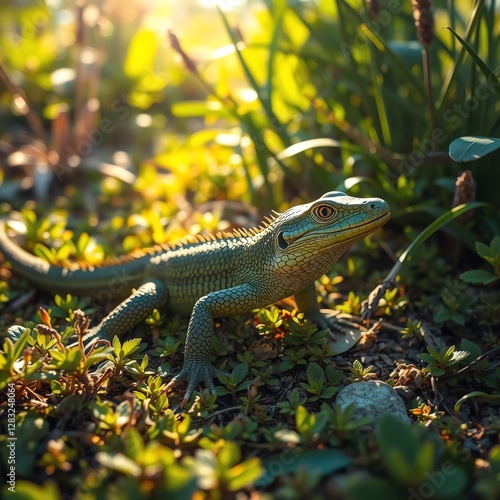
[76,232,91,255]
[383,202,488,284]
[2,480,61,499]
[295,405,309,433]
[432,465,469,496]
[444,27,500,98]
[417,353,436,364]
[273,429,300,444]
[122,338,142,357]
[96,452,142,476]
[257,449,351,488]
[414,440,435,476]
[124,427,144,458]
[177,414,192,437]
[218,441,240,469]
[451,312,465,326]
[455,391,500,414]
[460,269,497,284]
[112,336,121,355]
[449,136,500,163]
[320,386,338,399]
[347,476,407,500]
[476,241,494,260]
[274,138,342,162]
[307,362,325,385]
[491,235,500,256]
[226,457,263,491]
[232,363,248,383]
[430,367,446,376]
[171,101,231,118]
[124,28,157,78]
[460,339,482,361]
[25,370,58,381]
[377,413,416,475]
[33,243,55,262]
[12,327,31,360]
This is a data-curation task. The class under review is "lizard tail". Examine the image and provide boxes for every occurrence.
[0,221,150,298]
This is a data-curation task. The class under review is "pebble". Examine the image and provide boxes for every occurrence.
[335,380,411,423]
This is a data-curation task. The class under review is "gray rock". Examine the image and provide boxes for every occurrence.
[335,380,411,423]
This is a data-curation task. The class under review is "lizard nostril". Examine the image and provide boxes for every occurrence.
[277,231,288,250]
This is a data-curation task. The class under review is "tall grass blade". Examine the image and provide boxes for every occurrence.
[444,26,500,98]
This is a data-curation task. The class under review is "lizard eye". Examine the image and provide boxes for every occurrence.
[311,204,336,221]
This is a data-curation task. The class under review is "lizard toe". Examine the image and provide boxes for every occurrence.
[167,360,221,403]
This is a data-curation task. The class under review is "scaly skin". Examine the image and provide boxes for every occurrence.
[0,192,390,403]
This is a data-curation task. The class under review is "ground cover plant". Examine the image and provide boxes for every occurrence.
[0,0,499,498]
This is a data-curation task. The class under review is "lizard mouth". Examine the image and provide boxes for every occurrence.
[277,210,390,250]
[333,211,390,244]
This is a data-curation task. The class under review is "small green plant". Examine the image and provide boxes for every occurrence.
[308,339,337,362]
[277,390,308,416]
[377,288,408,316]
[375,414,468,492]
[255,305,284,335]
[460,236,500,285]
[133,375,167,402]
[347,359,376,382]
[189,389,218,418]
[50,293,93,321]
[400,318,423,340]
[91,400,133,435]
[0,329,45,388]
[434,280,470,326]
[184,441,263,493]
[294,405,329,446]
[299,362,341,401]
[123,354,154,379]
[322,402,373,440]
[155,336,182,364]
[279,348,307,372]
[163,413,203,446]
[251,364,279,388]
[336,291,362,315]
[284,312,327,347]
[107,336,142,370]
[409,403,444,424]
[417,345,469,377]
[216,363,252,398]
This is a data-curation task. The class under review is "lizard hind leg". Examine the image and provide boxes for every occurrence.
[294,282,342,335]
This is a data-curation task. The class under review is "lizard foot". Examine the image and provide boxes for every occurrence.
[165,360,228,407]
[304,310,342,339]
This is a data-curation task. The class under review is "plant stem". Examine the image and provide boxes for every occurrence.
[422,47,437,138]
[0,61,47,144]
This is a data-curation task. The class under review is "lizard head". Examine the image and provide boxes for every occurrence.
[272,192,390,274]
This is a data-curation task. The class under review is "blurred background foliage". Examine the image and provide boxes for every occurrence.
[0,0,498,223]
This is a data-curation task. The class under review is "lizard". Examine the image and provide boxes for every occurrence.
[0,191,390,403]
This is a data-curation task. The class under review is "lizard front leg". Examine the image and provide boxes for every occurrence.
[166,283,261,404]
[81,280,169,349]
[294,282,340,335]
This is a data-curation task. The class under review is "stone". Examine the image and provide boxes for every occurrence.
[335,380,411,423]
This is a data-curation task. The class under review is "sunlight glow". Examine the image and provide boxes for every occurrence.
[198,0,246,11]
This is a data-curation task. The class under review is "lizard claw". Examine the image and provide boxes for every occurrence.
[165,360,227,407]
